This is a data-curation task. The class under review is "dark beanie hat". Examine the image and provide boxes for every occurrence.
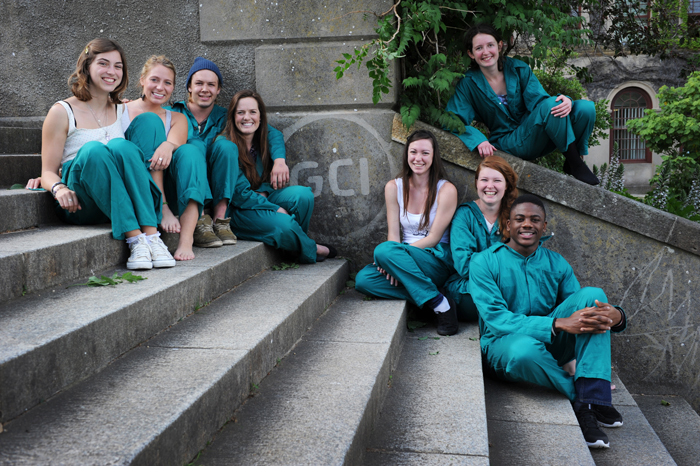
[186,57,223,90]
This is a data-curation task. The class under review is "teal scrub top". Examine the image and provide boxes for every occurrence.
[445,57,552,151]
[468,240,582,349]
[169,101,285,161]
[450,201,502,284]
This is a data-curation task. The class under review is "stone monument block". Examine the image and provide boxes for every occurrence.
[256,42,398,109]
[200,0,394,42]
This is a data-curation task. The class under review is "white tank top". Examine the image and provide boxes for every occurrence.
[57,101,125,166]
[396,178,450,244]
[121,105,172,137]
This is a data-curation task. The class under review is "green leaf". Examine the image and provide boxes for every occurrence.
[661,400,671,406]
[10,183,25,190]
[407,320,427,332]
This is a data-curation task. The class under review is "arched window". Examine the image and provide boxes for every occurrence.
[610,87,652,163]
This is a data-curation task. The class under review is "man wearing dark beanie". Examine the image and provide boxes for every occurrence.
[168,57,288,248]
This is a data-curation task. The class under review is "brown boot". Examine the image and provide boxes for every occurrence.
[213,217,237,245]
[194,214,223,248]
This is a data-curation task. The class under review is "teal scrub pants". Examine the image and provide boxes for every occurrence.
[207,137,241,208]
[230,186,318,264]
[355,241,454,308]
[57,138,161,240]
[497,97,596,161]
[483,287,611,403]
[125,112,210,217]
[444,275,478,321]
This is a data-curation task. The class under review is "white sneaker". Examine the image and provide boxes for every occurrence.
[127,236,153,270]
[149,235,176,268]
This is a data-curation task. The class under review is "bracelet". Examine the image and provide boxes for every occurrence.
[551,318,559,337]
[51,182,67,198]
[162,201,168,206]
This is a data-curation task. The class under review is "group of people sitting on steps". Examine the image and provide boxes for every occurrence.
[27,23,622,450]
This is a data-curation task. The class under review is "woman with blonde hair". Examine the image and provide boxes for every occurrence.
[122,55,214,260]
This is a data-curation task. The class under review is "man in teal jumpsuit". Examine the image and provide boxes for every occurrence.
[468,194,627,448]
[444,201,502,321]
[167,57,291,246]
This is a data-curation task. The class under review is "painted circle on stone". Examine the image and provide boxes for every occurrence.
[284,116,393,238]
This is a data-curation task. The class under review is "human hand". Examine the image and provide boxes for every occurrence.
[149,142,174,171]
[555,302,619,335]
[376,264,400,286]
[26,177,42,189]
[476,141,497,158]
[551,95,572,118]
[55,186,81,213]
[270,158,290,190]
[277,206,289,215]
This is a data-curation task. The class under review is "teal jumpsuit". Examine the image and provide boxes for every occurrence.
[354,180,455,308]
[446,57,595,160]
[468,241,626,403]
[123,112,211,218]
[209,136,317,263]
[59,138,162,240]
[167,101,286,208]
[444,201,502,321]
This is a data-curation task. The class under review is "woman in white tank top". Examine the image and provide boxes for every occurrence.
[122,55,214,261]
[36,38,174,270]
[355,130,460,335]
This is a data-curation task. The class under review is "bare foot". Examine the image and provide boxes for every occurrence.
[174,245,195,261]
[161,205,181,233]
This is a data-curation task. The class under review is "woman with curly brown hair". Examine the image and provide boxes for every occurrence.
[38,38,174,270]
[444,155,518,321]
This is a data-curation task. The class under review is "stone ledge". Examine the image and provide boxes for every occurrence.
[200,0,393,42]
[256,42,398,110]
[392,114,700,258]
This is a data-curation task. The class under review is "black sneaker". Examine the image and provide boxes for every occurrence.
[436,297,458,336]
[593,404,623,428]
[574,402,610,448]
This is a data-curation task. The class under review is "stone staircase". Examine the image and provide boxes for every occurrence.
[1,123,698,466]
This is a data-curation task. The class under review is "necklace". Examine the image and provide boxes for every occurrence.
[86,103,111,141]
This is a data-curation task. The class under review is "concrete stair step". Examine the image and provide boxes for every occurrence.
[0,241,279,424]
[0,188,58,233]
[590,371,676,465]
[0,259,347,465]
[191,290,406,465]
[0,118,43,155]
[365,322,490,465]
[0,154,41,186]
[632,393,700,466]
[0,224,127,302]
[485,376,594,465]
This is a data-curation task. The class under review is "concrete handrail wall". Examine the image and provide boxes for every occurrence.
[391,114,700,413]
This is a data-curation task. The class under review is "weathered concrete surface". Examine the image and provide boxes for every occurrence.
[193,291,405,465]
[0,189,57,233]
[0,241,279,423]
[571,55,686,103]
[0,261,347,465]
[0,128,41,155]
[633,393,700,466]
[484,377,594,465]
[200,0,392,42]
[366,323,489,463]
[0,224,126,302]
[0,154,42,185]
[590,371,676,465]
[257,42,398,110]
